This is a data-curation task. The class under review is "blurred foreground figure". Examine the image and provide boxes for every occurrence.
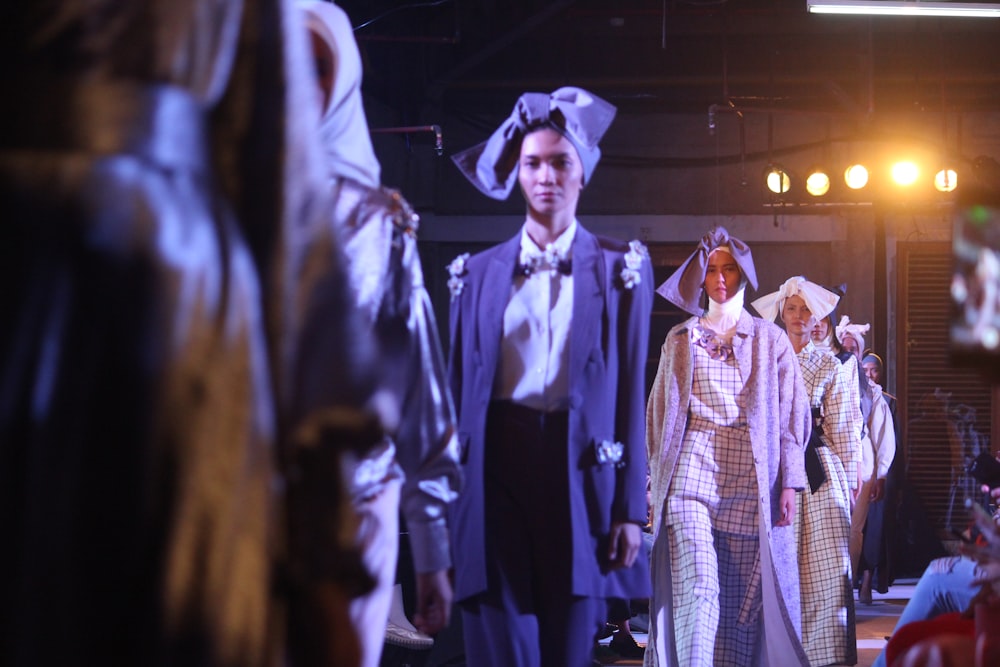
[298,3,462,665]
[0,2,378,666]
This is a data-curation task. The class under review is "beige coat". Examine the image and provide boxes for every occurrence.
[645,310,811,666]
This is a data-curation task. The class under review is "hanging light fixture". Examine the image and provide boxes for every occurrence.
[764,165,791,194]
[805,168,831,196]
[934,168,959,192]
[844,163,870,189]
[807,1,1000,18]
[891,160,920,187]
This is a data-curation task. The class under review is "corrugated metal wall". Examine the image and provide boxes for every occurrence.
[899,242,993,541]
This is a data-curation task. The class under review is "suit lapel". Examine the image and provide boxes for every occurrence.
[733,309,755,385]
[476,235,520,387]
[569,227,604,403]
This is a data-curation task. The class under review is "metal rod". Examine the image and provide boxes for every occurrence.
[370,124,443,155]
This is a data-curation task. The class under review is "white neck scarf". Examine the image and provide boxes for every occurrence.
[812,323,835,353]
[701,286,745,342]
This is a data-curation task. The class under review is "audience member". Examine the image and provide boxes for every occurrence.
[873,488,1000,667]
[446,87,653,667]
[646,228,811,667]
[753,277,859,667]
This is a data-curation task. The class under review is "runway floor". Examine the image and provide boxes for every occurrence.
[592,580,917,666]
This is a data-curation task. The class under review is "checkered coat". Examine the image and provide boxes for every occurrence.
[646,310,811,666]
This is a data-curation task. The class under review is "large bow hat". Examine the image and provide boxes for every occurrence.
[656,226,758,315]
[451,87,616,200]
[751,276,841,323]
[836,315,870,350]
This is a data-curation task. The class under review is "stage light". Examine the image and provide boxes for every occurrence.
[934,168,958,192]
[844,164,869,190]
[765,165,791,194]
[891,161,920,187]
[807,1,1000,18]
[805,169,831,196]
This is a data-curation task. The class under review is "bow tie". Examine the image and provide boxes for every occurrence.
[515,246,572,277]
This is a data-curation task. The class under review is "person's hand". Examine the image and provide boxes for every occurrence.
[984,482,1000,506]
[608,521,641,570]
[412,569,453,635]
[776,488,796,526]
[870,477,887,502]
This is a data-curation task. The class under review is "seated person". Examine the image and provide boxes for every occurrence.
[873,480,1000,667]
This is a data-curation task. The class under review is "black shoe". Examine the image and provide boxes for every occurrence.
[609,633,645,660]
[596,623,616,640]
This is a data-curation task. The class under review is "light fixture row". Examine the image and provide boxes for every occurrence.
[807,1,1000,18]
[764,162,959,197]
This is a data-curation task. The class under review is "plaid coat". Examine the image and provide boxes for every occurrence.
[646,310,811,666]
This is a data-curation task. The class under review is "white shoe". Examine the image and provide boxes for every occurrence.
[384,584,433,650]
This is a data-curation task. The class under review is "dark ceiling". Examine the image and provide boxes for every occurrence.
[336,0,1000,126]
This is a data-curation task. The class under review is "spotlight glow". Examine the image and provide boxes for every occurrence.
[891,161,920,187]
[844,164,869,189]
[765,167,790,194]
[934,169,958,192]
[806,170,831,196]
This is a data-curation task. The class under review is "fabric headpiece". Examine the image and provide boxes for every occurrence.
[862,352,883,370]
[750,276,840,323]
[300,0,382,188]
[656,226,758,315]
[451,87,616,200]
[836,315,870,351]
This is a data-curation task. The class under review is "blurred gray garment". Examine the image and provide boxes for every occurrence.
[300,0,460,575]
[332,177,463,574]
[0,2,376,666]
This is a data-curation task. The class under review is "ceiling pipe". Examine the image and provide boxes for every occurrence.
[371,125,444,155]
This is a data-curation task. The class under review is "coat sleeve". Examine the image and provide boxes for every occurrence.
[775,329,810,491]
[394,242,462,574]
[870,389,897,480]
[820,356,860,487]
[613,256,654,525]
[645,337,674,531]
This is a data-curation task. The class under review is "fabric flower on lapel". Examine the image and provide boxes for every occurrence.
[692,324,734,361]
[447,252,470,301]
[620,240,649,290]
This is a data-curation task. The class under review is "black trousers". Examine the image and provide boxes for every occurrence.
[461,401,603,667]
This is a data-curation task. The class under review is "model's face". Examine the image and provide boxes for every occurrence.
[810,315,831,342]
[704,249,742,304]
[781,295,815,336]
[863,360,882,384]
[518,128,584,219]
[842,335,861,359]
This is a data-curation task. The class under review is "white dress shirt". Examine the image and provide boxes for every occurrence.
[494,221,576,412]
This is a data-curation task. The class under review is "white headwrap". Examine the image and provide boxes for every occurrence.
[750,276,840,324]
[299,0,382,188]
[836,315,870,351]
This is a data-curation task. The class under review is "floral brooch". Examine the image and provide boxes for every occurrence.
[595,439,626,468]
[620,239,649,290]
[447,252,470,301]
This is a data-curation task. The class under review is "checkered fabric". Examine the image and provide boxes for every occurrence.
[665,340,762,666]
[794,345,858,667]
